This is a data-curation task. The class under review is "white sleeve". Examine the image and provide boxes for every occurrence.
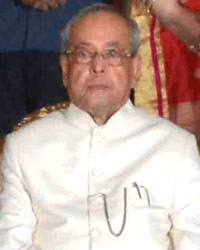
[170,134,200,250]
[0,137,37,250]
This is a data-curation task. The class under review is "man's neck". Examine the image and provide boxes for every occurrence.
[87,106,119,126]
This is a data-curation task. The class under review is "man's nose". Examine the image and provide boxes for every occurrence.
[90,54,106,74]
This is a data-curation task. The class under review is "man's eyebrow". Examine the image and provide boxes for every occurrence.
[72,41,93,48]
[106,41,120,47]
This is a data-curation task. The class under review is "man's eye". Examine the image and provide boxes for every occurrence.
[77,50,91,58]
[106,49,119,58]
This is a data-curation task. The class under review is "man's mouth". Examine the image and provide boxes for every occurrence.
[87,85,109,91]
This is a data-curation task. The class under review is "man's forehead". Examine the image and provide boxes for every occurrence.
[71,11,128,34]
[69,12,130,48]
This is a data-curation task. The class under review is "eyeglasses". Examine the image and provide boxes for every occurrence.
[63,47,134,66]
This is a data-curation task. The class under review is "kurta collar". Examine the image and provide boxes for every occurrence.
[63,100,136,131]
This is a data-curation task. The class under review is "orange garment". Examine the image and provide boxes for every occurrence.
[160,1,200,137]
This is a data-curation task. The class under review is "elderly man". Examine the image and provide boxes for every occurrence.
[1,3,200,250]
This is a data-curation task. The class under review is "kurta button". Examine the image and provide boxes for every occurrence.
[91,168,103,177]
[90,228,101,238]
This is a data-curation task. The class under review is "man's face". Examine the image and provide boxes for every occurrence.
[61,11,139,112]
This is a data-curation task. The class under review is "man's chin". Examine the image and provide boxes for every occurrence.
[78,96,111,111]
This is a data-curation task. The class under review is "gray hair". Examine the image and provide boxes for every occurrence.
[60,3,140,57]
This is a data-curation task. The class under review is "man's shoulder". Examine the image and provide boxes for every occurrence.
[6,108,68,147]
[130,106,193,141]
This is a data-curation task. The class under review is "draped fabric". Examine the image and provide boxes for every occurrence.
[133,14,168,117]
[113,0,200,144]
[160,1,200,142]
[113,0,168,118]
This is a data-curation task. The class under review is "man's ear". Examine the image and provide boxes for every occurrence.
[130,56,142,89]
[59,54,68,88]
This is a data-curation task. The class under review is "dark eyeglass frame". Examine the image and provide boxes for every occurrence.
[63,47,134,66]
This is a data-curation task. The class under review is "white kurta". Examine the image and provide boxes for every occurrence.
[0,100,200,250]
